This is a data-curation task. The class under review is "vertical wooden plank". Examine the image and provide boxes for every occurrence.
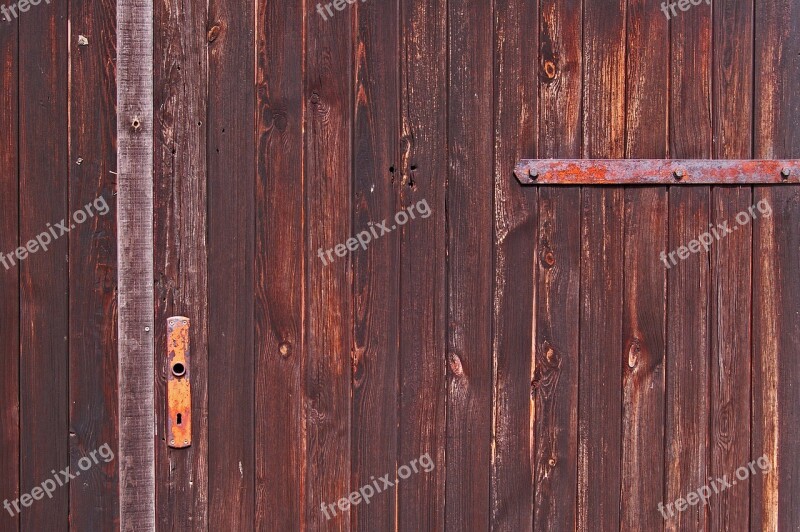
[666,1,712,529]
[398,0,447,528]
[154,0,209,525]
[351,0,400,528]
[117,0,155,526]
[578,0,626,529]
[621,0,668,528]
[709,0,753,528]
[0,14,19,532]
[534,0,581,526]
[446,0,493,528]
[19,0,69,527]
[304,2,352,529]
[491,0,537,528]
[69,0,119,527]
[254,0,303,530]
[206,0,255,525]
[752,0,800,529]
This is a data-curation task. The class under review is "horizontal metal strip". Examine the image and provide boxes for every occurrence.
[514,159,800,185]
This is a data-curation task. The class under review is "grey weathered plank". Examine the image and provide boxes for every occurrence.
[117,0,155,526]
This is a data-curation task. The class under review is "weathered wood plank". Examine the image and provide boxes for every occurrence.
[665,2,713,530]
[446,0,494,528]
[534,0,582,526]
[19,0,70,528]
[304,3,352,530]
[350,0,401,528]
[206,0,256,526]
[490,0,537,528]
[0,15,20,532]
[253,0,304,530]
[621,0,669,528]
[153,0,209,525]
[578,0,627,528]
[397,0,448,528]
[752,0,800,528]
[117,0,156,525]
[69,0,120,527]
[709,0,754,528]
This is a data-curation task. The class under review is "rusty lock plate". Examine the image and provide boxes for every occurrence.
[167,316,191,448]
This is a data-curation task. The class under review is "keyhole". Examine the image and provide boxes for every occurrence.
[177,413,182,425]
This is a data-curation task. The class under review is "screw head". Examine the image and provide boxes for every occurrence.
[528,168,539,181]
[673,169,685,180]
[781,167,791,179]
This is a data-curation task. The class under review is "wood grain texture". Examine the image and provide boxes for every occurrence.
[18,0,70,528]
[534,0,582,527]
[397,0,448,528]
[621,0,668,528]
[304,2,352,529]
[666,2,713,530]
[117,0,156,526]
[154,0,209,524]
[0,14,19,532]
[709,0,754,528]
[752,0,800,529]
[351,0,400,528]
[206,0,255,526]
[69,0,119,527]
[446,0,494,528]
[254,0,304,529]
[490,0,537,528]
[578,0,626,528]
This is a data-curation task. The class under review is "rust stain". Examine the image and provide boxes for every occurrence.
[167,316,191,449]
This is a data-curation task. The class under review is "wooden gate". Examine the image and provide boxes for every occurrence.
[1,0,799,529]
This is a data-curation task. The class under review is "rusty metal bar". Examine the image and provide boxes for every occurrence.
[514,159,800,185]
[167,317,191,449]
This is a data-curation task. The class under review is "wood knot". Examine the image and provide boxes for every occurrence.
[627,337,642,368]
[207,24,222,43]
[448,352,464,377]
[548,457,557,467]
[278,341,292,358]
[130,117,142,131]
[310,92,320,105]
[543,60,557,80]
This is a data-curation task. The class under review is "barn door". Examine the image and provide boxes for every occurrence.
[514,158,799,529]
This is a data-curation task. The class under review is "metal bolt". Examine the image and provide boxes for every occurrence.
[528,168,539,181]
[170,439,175,445]
[673,169,685,180]
[145,326,151,332]
[781,167,791,180]
[184,440,189,445]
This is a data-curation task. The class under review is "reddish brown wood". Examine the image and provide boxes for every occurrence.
[515,159,800,185]
[153,0,209,523]
[0,14,20,532]
[752,0,800,529]
[578,0,627,528]
[446,0,494,527]
[397,0,448,529]
[304,2,352,529]
[665,3,713,530]
[19,0,70,528]
[254,0,304,529]
[709,0,754,528]
[534,0,582,528]
[207,0,256,526]
[490,0,537,528]
[69,0,120,526]
[351,0,401,528]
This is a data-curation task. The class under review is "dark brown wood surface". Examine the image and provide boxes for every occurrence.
[69,0,119,528]
[0,13,20,532]
[2,0,799,530]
